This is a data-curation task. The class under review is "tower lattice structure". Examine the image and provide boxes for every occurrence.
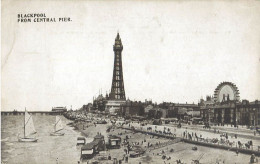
[109,33,126,100]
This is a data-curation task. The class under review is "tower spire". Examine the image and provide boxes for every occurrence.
[109,33,125,100]
[116,32,120,40]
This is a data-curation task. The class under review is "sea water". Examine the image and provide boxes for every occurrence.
[1,115,91,164]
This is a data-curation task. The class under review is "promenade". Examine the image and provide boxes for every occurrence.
[120,121,260,156]
[180,123,260,140]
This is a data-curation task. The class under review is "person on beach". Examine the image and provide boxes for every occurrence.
[250,154,256,163]
[176,159,182,164]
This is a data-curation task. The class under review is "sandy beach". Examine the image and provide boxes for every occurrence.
[72,120,257,164]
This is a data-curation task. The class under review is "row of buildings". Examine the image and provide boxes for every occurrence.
[83,95,260,127]
[79,33,260,127]
[84,81,260,127]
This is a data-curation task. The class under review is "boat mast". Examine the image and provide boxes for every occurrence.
[24,107,26,138]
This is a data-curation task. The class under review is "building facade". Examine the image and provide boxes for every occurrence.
[120,100,145,117]
[200,82,260,127]
[93,94,108,111]
[236,100,260,126]
[52,107,67,113]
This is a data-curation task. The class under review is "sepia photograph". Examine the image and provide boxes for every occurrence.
[1,0,260,163]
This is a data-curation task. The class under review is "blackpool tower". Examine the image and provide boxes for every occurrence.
[109,33,126,100]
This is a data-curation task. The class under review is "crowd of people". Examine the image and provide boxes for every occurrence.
[62,110,260,163]
[124,121,260,153]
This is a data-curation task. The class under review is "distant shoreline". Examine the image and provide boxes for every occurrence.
[69,121,92,138]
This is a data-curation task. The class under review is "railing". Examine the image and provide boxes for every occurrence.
[119,125,260,156]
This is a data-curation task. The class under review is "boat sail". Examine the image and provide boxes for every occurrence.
[18,110,38,142]
[50,116,65,136]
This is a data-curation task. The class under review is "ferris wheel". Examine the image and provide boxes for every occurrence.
[213,82,240,103]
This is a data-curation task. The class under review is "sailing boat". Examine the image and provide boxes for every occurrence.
[18,110,38,142]
[50,116,64,136]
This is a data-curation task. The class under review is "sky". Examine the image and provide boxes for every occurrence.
[2,0,260,111]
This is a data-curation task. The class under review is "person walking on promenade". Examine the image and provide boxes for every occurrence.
[189,133,192,140]
[238,141,242,148]
[195,133,198,141]
[250,140,253,150]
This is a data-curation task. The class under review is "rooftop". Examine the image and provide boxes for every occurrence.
[82,143,95,150]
